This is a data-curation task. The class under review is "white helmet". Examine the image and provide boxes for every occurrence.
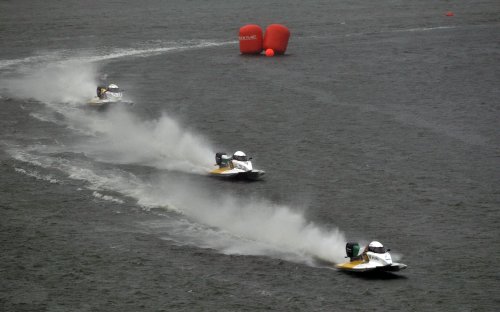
[233,151,248,161]
[369,241,383,248]
[368,241,386,253]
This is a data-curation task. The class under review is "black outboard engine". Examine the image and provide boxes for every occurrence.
[346,242,361,260]
[215,152,227,166]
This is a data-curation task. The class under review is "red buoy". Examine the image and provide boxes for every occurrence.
[265,48,275,57]
[445,11,454,16]
[263,24,290,55]
[239,24,263,54]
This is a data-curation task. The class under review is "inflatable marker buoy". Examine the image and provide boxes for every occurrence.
[263,24,290,55]
[239,24,263,54]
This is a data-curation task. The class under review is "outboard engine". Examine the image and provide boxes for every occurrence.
[346,242,361,259]
[215,152,227,166]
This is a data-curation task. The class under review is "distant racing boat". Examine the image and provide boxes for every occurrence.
[336,241,407,273]
[87,83,132,109]
[209,151,265,180]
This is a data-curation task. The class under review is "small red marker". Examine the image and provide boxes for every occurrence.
[445,11,454,17]
[265,48,275,57]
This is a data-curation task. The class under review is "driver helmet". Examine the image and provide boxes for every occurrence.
[233,151,247,161]
[107,84,120,92]
[367,241,385,253]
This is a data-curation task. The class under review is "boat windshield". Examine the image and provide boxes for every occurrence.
[233,155,248,161]
[368,246,386,254]
[107,88,121,93]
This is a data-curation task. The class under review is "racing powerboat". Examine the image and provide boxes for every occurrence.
[336,241,407,273]
[88,83,131,108]
[209,151,265,180]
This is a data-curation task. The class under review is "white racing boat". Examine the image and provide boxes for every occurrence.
[336,241,407,273]
[87,83,132,108]
[209,151,265,180]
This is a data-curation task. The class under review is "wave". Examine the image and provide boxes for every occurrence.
[92,191,125,204]
[14,167,60,184]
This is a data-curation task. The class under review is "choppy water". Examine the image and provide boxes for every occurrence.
[1,1,499,311]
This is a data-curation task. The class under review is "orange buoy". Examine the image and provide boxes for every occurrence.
[239,24,263,54]
[265,48,275,57]
[445,11,454,16]
[263,24,290,55]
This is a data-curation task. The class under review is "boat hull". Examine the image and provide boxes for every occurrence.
[209,168,265,180]
[87,98,133,110]
[336,260,407,273]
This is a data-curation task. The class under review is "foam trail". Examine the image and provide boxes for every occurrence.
[10,147,346,265]
[9,148,146,200]
[92,191,125,204]
[0,39,234,102]
[76,109,215,174]
[14,167,60,184]
[3,46,347,264]
[143,180,348,264]
[0,52,69,71]
[1,54,215,173]
[81,40,236,63]
[0,40,235,72]
[1,59,97,104]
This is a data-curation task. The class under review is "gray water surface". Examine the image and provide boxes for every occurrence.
[1,1,499,311]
